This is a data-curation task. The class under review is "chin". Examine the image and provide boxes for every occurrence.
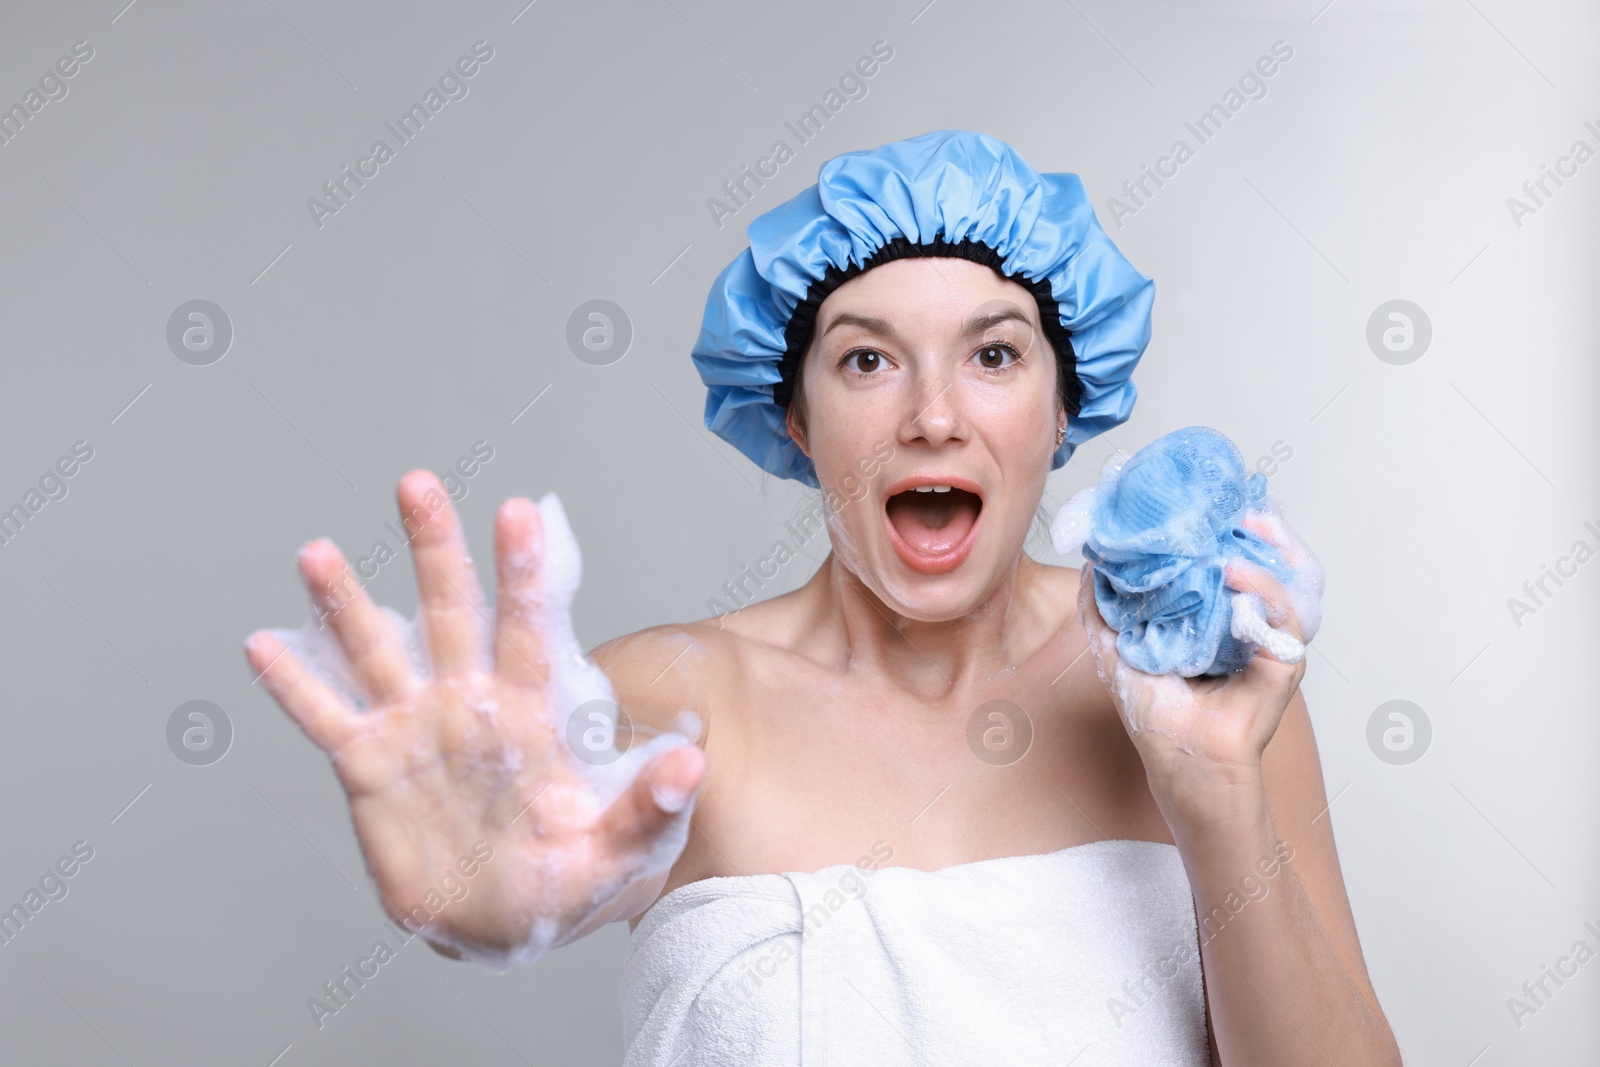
[879,575,995,622]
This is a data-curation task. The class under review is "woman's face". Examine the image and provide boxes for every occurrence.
[787,256,1063,620]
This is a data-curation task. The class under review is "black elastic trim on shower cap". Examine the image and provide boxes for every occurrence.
[772,234,1083,417]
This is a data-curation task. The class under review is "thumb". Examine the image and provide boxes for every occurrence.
[600,742,706,848]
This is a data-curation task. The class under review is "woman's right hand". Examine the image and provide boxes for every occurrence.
[243,471,706,969]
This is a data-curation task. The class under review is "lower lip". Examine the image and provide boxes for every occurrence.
[882,500,983,576]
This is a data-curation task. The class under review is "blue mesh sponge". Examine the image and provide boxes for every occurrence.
[1051,425,1297,677]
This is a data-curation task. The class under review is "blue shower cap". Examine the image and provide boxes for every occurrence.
[690,128,1156,489]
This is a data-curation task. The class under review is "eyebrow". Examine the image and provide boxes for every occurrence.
[818,305,1034,342]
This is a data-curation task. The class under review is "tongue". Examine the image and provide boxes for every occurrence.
[886,490,981,556]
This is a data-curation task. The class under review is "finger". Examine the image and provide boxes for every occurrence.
[598,743,707,850]
[399,470,489,678]
[1241,510,1305,569]
[296,540,416,704]
[1233,610,1309,692]
[246,631,363,753]
[1225,558,1304,643]
[492,497,550,688]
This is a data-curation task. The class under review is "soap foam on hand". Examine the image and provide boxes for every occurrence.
[520,493,701,815]
[261,492,700,972]
[1051,426,1324,678]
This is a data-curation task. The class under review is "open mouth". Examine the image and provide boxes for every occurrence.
[883,481,984,575]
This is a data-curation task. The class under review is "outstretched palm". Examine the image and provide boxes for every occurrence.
[244,471,704,969]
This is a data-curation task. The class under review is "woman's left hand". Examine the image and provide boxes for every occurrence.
[1077,510,1315,820]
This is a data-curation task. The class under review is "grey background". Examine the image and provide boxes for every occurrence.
[1,0,1596,1063]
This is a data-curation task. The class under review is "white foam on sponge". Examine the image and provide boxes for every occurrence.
[1051,447,1131,558]
[262,491,701,972]
[1048,484,1099,557]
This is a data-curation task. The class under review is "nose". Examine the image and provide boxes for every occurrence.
[902,368,965,451]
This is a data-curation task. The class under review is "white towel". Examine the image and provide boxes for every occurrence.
[620,839,1211,1066]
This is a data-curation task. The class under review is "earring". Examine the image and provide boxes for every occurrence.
[1055,425,1066,447]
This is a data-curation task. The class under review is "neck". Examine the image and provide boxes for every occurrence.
[802,548,1052,700]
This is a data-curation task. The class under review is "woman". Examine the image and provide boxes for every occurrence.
[244,130,1401,1064]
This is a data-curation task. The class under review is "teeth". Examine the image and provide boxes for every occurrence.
[913,485,953,493]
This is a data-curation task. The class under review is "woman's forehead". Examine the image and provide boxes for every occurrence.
[814,257,1042,334]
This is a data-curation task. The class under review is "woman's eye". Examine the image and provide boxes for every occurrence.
[973,342,1020,369]
[841,349,885,373]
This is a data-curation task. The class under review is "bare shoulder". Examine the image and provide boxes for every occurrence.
[586,590,811,738]
[586,618,738,736]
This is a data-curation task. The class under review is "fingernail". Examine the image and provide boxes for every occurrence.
[651,783,690,814]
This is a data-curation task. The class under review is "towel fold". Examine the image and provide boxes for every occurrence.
[621,840,1211,1066]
